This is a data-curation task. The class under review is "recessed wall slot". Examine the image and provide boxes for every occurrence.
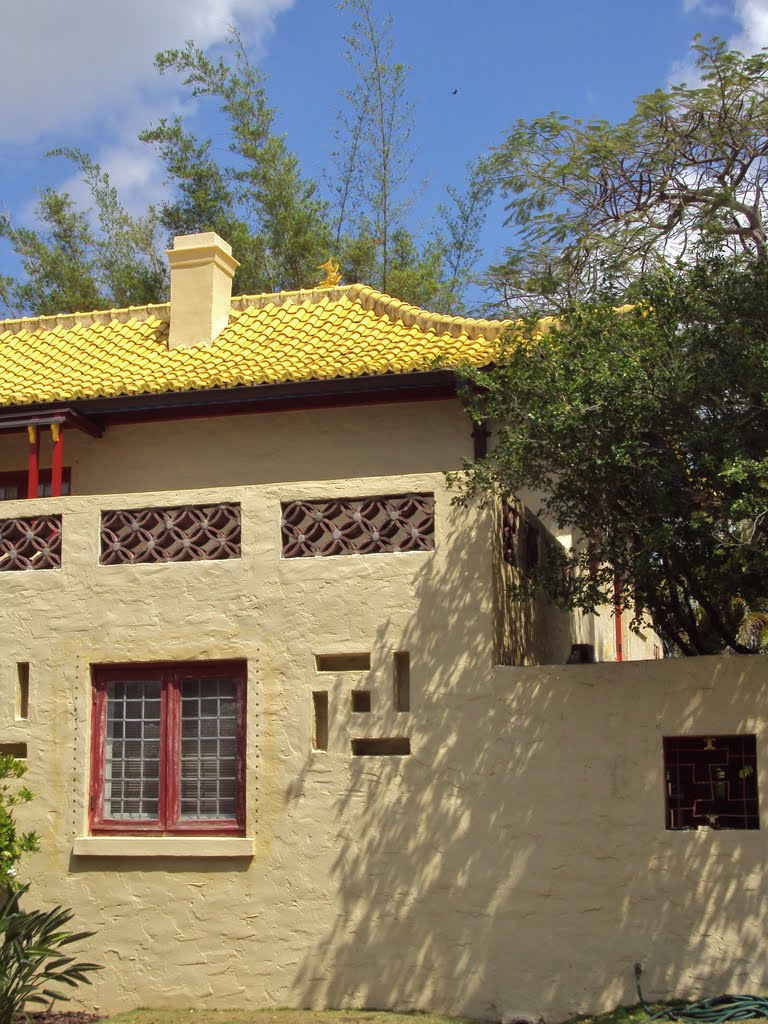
[16,663,29,721]
[351,691,372,713]
[351,737,410,757]
[393,651,410,712]
[0,743,27,760]
[312,692,328,751]
[315,653,371,673]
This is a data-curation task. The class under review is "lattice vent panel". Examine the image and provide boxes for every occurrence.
[100,504,241,564]
[0,515,62,571]
[281,494,435,558]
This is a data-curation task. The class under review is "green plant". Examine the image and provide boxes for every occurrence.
[0,884,101,1024]
[0,754,39,890]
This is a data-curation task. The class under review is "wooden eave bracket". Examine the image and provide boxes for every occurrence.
[0,407,104,438]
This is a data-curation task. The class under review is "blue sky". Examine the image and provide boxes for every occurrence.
[0,0,763,302]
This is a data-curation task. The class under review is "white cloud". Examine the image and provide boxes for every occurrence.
[0,0,296,145]
[672,0,768,83]
[682,0,768,50]
[731,0,768,49]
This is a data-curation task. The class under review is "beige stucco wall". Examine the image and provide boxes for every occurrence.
[0,400,473,494]
[0,399,718,1021]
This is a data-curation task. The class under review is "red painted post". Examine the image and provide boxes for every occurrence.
[614,574,623,662]
[51,423,64,497]
[26,425,39,499]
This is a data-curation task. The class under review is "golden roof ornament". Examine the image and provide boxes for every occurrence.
[318,257,342,288]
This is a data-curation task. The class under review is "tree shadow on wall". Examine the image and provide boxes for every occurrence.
[288,511,768,1020]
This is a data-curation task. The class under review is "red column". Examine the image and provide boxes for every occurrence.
[51,423,64,497]
[26,425,39,499]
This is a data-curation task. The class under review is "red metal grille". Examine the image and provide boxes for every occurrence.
[100,505,241,565]
[664,735,759,830]
[0,515,62,571]
[281,494,435,558]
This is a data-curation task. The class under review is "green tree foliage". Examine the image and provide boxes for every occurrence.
[0,191,104,317]
[0,151,167,317]
[142,31,331,293]
[487,39,768,313]
[455,255,768,656]
[332,0,417,293]
[330,1,490,310]
[1,5,492,315]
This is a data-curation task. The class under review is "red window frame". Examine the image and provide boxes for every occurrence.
[0,468,72,499]
[90,661,246,836]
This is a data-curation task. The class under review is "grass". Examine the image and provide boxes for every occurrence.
[101,1002,768,1024]
[106,1011,478,1024]
[564,1002,693,1024]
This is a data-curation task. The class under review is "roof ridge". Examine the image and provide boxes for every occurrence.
[231,282,511,340]
[0,302,171,337]
[0,282,512,342]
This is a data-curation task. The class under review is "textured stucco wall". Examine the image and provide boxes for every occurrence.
[0,400,472,494]
[0,402,725,1021]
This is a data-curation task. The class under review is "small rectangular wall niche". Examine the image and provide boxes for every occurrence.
[352,737,411,757]
[351,691,372,713]
[393,651,410,712]
[15,663,29,721]
[312,692,329,751]
[0,743,27,760]
[315,653,371,673]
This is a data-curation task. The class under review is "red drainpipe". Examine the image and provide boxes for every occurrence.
[614,573,623,662]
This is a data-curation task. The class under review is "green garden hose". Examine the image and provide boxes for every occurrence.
[635,964,768,1023]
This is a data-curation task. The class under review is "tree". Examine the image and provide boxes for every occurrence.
[0,191,104,317]
[487,38,768,314]
[332,0,417,294]
[0,150,167,318]
[143,31,331,293]
[454,254,768,656]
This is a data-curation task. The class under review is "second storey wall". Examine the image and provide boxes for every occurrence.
[0,399,474,496]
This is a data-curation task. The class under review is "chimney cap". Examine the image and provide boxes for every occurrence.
[169,231,234,256]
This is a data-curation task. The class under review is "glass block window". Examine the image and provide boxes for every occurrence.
[0,515,62,571]
[104,679,161,820]
[281,494,434,557]
[100,504,241,564]
[180,677,238,821]
[664,735,759,830]
[91,662,245,835]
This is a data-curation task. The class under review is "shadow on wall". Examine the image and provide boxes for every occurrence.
[288,508,768,1020]
[493,497,574,667]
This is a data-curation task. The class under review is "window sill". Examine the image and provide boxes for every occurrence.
[73,836,254,858]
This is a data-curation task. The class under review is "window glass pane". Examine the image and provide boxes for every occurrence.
[104,679,161,819]
[0,485,19,501]
[179,677,238,820]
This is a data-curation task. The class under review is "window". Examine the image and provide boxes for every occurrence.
[90,662,246,835]
[664,735,759,830]
[0,469,71,500]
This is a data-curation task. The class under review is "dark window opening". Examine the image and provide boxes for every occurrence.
[664,735,759,830]
[0,469,72,500]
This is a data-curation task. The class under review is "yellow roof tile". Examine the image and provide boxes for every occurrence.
[0,284,509,407]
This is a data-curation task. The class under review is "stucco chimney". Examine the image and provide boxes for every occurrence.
[166,232,240,349]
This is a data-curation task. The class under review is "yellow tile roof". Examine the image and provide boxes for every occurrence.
[0,284,509,407]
